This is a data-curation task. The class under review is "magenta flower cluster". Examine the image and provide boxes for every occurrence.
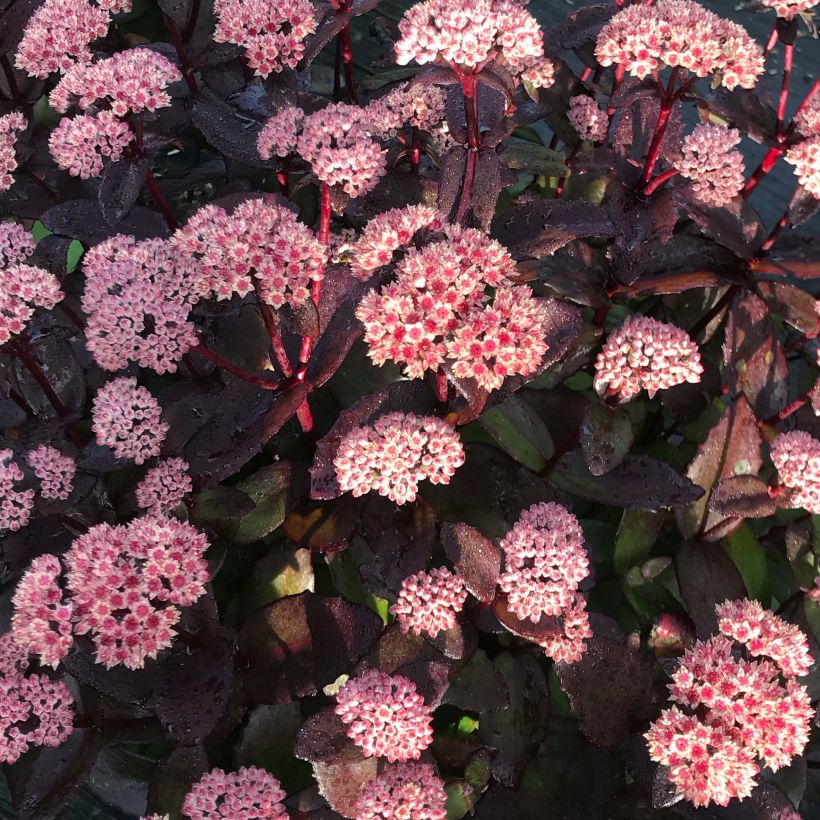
[679,123,746,206]
[390,567,468,637]
[770,430,820,514]
[355,762,448,820]
[0,449,35,532]
[567,95,608,143]
[181,766,287,819]
[0,113,26,192]
[48,110,133,179]
[26,444,76,500]
[135,458,193,514]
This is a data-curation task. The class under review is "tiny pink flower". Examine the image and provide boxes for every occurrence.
[48,110,133,179]
[390,567,468,637]
[0,632,28,677]
[0,112,26,192]
[785,136,820,199]
[0,222,35,267]
[536,593,592,664]
[567,95,608,143]
[0,449,35,532]
[335,669,435,762]
[135,458,192,514]
[354,762,448,820]
[181,766,287,819]
[794,94,820,138]
[679,123,745,206]
[367,84,447,139]
[0,262,64,344]
[759,0,816,20]
[92,377,168,464]
[27,444,76,500]
[770,430,820,514]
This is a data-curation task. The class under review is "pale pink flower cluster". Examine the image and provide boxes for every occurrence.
[354,762,448,820]
[716,599,813,679]
[172,197,326,305]
[595,0,764,90]
[26,445,76,500]
[367,84,447,138]
[259,103,387,198]
[92,377,168,464]
[759,0,816,20]
[0,633,27,677]
[536,594,593,664]
[0,113,26,192]
[0,261,64,344]
[770,430,820,514]
[335,669,434,762]
[0,222,35,267]
[0,671,74,764]
[181,766,287,819]
[356,226,551,390]
[350,205,445,280]
[567,95,608,143]
[395,0,556,88]
[135,458,192,514]
[11,554,74,668]
[794,94,820,138]
[499,502,590,622]
[646,603,814,807]
[83,235,198,373]
[213,0,317,77]
[594,316,703,402]
[48,111,133,179]
[50,48,181,115]
[678,123,745,206]
[0,450,34,532]
[14,0,120,78]
[334,412,465,505]
[390,567,468,637]
[785,137,820,199]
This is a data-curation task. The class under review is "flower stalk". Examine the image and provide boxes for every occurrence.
[455,72,481,223]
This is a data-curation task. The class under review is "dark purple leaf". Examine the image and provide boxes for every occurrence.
[709,475,777,520]
[239,592,383,703]
[294,708,360,764]
[437,145,468,220]
[444,649,509,713]
[440,522,502,603]
[98,157,149,226]
[299,7,349,67]
[0,0,42,55]
[283,495,365,553]
[62,642,157,705]
[550,2,616,48]
[701,88,776,143]
[395,658,452,707]
[146,745,208,818]
[311,756,379,818]
[469,148,516,230]
[41,200,169,242]
[757,281,820,337]
[156,0,191,27]
[608,77,660,110]
[580,402,634,476]
[677,190,765,260]
[751,234,820,279]
[0,515,73,578]
[788,183,820,228]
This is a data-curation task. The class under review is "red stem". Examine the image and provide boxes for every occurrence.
[775,394,809,421]
[759,206,790,255]
[776,43,793,135]
[793,78,820,123]
[164,14,198,95]
[254,288,293,378]
[764,25,779,58]
[607,64,626,115]
[640,69,678,186]
[742,145,784,198]
[340,22,357,104]
[276,170,289,196]
[435,367,449,405]
[22,167,58,200]
[555,142,581,197]
[410,127,421,172]
[642,167,679,196]
[144,169,179,231]
[191,343,280,389]
[455,73,481,224]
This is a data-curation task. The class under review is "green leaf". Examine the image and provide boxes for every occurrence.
[501,142,569,177]
[357,66,421,90]
[614,509,665,575]
[244,547,315,616]
[67,240,84,272]
[479,395,554,471]
[190,486,255,539]
[31,221,51,242]
[564,371,593,391]
[234,462,297,544]
[445,783,471,820]
[724,523,770,603]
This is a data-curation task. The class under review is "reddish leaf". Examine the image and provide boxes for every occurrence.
[580,402,634,476]
[493,596,560,643]
[709,475,777,520]
[440,522,502,603]
[757,281,820,337]
[677,191,765,260]
[283,495,365,553]
[312,756,379,818]
[294,708,360,764]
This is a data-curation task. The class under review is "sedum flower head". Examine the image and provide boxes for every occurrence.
[0,112,27,192]
[335,669,435,762]
[759,0,816,20]
[595,0,764,90]
[0,262,64,344]
[11,554,74,668]
[770,430,820,514]
[135,458,192,514]
[536,593,592,664]
[785,136,820,200]
[367,84,447,139]
[594,315,703,402]
[0,222,35,267]
[794,94,820,138]
[48,110,133,179]
[213,0,317,77]
[27,445,76,500]
[50,48,181,116]
[334,412,465,505]
[390,567,468,637]
[499,502,590,623]
[15,0,112,78]
[354,762,448,820]
[0,450,35,532]
[0,633,28,677]
[350,204,445,280]
[567,95,608,143]
[181,766,287,819]
[92,377,168,464]
[64,516,210,669]
[0,672,74,765]
[679,123,745,206]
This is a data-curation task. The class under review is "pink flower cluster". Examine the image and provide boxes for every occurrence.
[50,48,181,115]
[0,671,74,764]
[367,84,447,139]
[259,103,387,198]
[786,138,820,200]
[716,599,813,678]
[595,0,764,90]
[333,412,465,505]
[760,0,816,20]
[26,445,76,500]
[794,94,820,138]
[354,762,448,820]
[0,261,64,345]
[350,204,445,280]
[390,567,468,637]
[0,450,34,532]
[499,502,590,622]
[356,226,551,390]
[770,430,820,514]
[181,766,287,819]
[83,235,198,373]
[213,0,317,77]
[646,602,814,807]
[536,594,593,665]
[92,377,168,464]
[335,669,434,762]
[0,633,27,677]
[11,554,74,668]
[678,123,745,206]
[172,197,326,305]
[48,111,133,179]
[0,222,35,267]
[394,0,556,88]
[567,95,608,143]
[594,316,703,402]
[0,112,26,192]
[136,458,192,514]
[14,0,120,78]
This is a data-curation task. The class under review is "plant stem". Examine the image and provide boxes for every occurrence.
[607,64,626,115]
[22,167,58,200]
[642,167,679,196]
[759,206,790,255]
[741,145,784,198]
[555,141,581,197]
[410,127,421,172]
[144,169,179,231]
[793,78,820,124]
[764,25,779,57]
[455,73,481,224]
[640,68,678,186]
[191,343,280,389]
[276,170,289,196]
[435,367,449,405]
[0,56,20,102]
[163,13,198,95]
[254,287,293,378]
[776,42,793,135]
[689,285,737,340]
[340,21,357,103]
[775,393,809,421]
